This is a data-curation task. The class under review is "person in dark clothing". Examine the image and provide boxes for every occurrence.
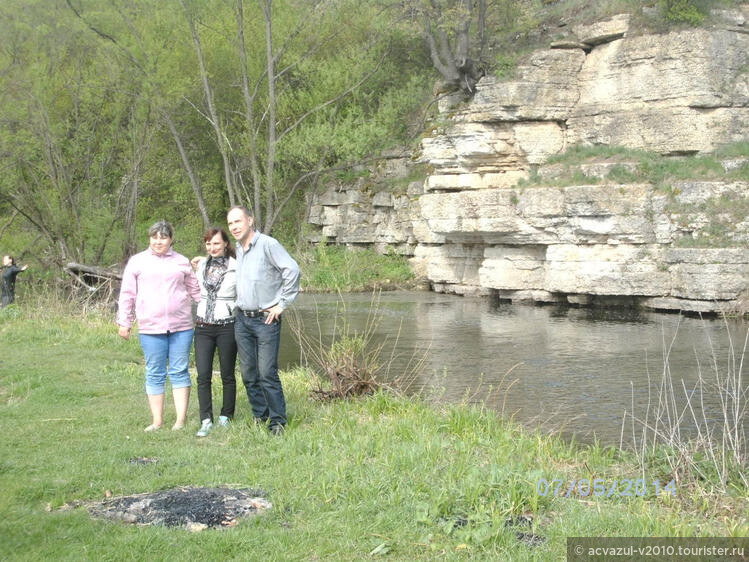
[2,255,28,307]
[191,227,238,438]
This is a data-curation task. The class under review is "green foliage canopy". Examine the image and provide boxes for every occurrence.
[0,0,432,267]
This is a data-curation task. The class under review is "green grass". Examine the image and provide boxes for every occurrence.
[0,304,747,561]
[298,242,415,293]
[519,143,749,248]
[375,164,429,195]
[671,191,749,247]
[716,141,749,159]
[527,142,749,187]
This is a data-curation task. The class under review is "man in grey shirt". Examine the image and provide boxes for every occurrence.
[227,206,301,434]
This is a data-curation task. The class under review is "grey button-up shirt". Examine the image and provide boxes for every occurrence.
[235,231,300,312]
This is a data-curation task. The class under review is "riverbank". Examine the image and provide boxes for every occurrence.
[0,305,746,560]
[296,243,420,293]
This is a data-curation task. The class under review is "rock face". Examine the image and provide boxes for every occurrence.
[307,18,749,314]
[567,28,748,154]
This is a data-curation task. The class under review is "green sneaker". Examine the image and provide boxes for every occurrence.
[217,415,231,427]
[196,419,213,437]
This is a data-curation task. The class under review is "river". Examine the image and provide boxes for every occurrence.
[279,291,748,446]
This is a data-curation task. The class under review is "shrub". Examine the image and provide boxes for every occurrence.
[660,0,707,25]
[287,291,425,401]
[298,242,414,292]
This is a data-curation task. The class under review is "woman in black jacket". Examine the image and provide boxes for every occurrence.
[2,255,28,307]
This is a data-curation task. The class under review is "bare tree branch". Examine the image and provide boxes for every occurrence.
[65,0,146,74]
[0,210,18,241]
[65,262,123,280]
[260,0,277,229]
[179,0,239,206]
[236,0,263,220]
[162,109,210,227]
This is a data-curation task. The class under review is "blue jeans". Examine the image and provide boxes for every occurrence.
[234,315,285,427]
[139,329,194,395]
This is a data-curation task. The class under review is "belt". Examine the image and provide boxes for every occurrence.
[196,319,235,326]
[237,308,266,318]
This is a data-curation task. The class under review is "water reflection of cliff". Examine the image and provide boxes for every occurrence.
[281,291,747,445]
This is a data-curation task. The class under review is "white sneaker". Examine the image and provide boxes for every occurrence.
[217,415,231,427]
[196,419,213,437]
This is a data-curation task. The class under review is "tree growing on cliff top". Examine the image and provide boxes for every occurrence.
[389,0,491,95]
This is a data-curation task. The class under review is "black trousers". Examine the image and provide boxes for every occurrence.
[1,286,14,307]
[194,322,238,422]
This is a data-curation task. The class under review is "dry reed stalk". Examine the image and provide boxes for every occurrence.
[623,316,747,492]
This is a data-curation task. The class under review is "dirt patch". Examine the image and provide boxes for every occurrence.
[127,456,158,465]
[505,513,546,547]
[86,486,271,530]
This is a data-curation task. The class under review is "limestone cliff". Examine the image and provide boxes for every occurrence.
[307,11,749,314]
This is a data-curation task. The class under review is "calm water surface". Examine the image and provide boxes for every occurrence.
[279,291,748,445]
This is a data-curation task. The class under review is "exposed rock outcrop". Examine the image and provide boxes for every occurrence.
[307,17,749,314]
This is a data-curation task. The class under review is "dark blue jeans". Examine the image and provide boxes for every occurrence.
[234,314,286,427]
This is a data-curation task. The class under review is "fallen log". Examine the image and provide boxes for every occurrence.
[64,262,123,298]
[65,262,122,281]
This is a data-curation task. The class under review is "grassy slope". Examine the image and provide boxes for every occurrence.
[297,244,416,293]
[0,306,746,561]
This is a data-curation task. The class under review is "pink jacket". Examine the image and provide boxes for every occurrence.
[117,247,201,334]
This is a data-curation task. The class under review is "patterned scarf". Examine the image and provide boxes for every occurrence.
[202,256,228,323]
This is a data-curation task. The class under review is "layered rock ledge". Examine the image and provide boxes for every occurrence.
[307,17,749,314]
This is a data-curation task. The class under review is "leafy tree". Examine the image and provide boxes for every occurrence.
[660,0,706,25]
[0,0,149,267]
[0,0,432,271]
[171,0,431,233]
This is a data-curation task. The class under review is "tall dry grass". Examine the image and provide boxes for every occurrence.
[286,290,427,400]
[623,316,747,492]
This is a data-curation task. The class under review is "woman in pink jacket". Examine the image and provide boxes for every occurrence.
[117,221,201,432]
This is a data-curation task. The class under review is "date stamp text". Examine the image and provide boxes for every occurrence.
[536,477,676,498]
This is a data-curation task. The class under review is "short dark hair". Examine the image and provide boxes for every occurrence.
[3,255,15,265]
[203,227,236,258]
[227,205,252,218]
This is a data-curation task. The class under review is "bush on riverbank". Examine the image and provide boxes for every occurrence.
[288,291,427,401]
[297,242,416,293]
[0,305,746,560]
